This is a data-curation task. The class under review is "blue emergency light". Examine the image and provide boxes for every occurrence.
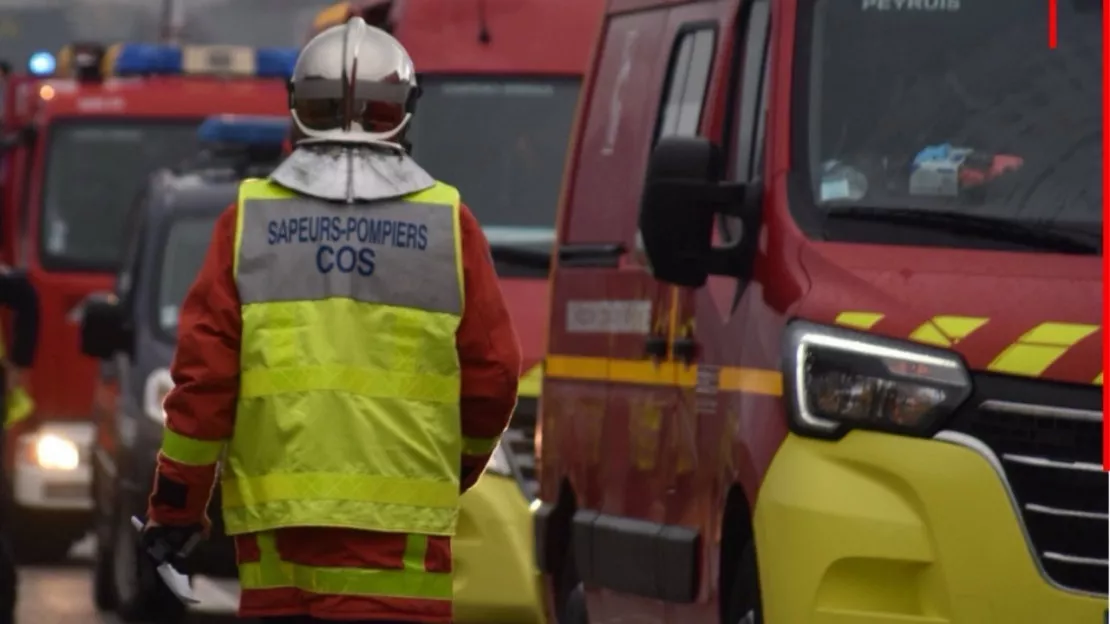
[27,51,56,76]
[112,43,298,79]
[197,115,291,146]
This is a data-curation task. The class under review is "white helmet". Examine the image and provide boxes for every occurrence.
[289,16,419,149]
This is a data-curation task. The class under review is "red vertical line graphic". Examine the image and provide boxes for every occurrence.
[1049,0,1058,48]
[1103,0,1109,470]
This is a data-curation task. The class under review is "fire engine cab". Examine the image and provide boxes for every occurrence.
[0,41,292,561]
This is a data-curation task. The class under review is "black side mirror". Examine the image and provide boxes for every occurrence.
[80,293,132,360]
[638,136,762,288]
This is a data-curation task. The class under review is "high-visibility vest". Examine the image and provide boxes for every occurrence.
[201,178,465,541]
[0,335,33,429]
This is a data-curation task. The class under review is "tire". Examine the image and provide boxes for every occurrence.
[723,541,762,624]
[91,508,118,611]
[555,547,588,624]
[111,508,186,623]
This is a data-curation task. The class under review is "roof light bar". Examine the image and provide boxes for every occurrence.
[112,44,298,79]
[197,115,291,147]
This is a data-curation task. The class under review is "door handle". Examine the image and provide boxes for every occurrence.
[644,334,668,359]
[672,336,698,364]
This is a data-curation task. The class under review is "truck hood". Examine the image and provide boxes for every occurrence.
[796,242,1101,385]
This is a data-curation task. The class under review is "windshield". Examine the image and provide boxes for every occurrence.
[40,120,201,271]
[407,77,580,251]
[173,0,338,47]
[156,215,218,337]
[805,0,1100,239]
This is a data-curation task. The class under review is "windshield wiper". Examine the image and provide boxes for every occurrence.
[489,243,552,270]
[824,207,1100,254]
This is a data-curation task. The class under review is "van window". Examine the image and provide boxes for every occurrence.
[730,0,772,182]
[656,27,717,140]
[721,0,772,244]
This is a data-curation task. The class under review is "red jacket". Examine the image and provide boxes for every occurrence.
[148,198,521,621]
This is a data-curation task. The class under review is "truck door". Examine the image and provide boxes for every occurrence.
[667,0,778,609]
[544,8,671,510]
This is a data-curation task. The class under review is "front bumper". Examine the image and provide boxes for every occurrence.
[453,474,546,624]
[12,423,94,511]
[754,431,1105,623]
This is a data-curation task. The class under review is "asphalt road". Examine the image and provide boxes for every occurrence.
[16,535,240,624]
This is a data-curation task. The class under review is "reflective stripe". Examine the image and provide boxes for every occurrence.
[5,387,32,429]
[988,322,1098,377]
[161,429,225,466]
[239,364,458,403]
[240,530,451,599]
[833,311,884,330]
[908,315,989,347]
[235,196,461,315]
[462,435,500,456]
[1094,373,1102,385]
[221,473,458,510]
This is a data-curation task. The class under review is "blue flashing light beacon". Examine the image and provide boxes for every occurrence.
[197,115,291,147]
[27,51,56,77]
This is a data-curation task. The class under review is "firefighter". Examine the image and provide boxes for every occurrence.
[0,264,39,624]
[140,16,521,624]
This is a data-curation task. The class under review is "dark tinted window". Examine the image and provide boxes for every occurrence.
[155,215,218,337]
[808,0,1099,230]
[407,77,579,247]
[40,120,201,271]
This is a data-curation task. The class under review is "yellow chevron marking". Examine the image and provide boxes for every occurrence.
[518,363,543,398]
[834,312,885,330]
[1093,373,1102,385]
[987,322,1099,377]
[909,315,989,347]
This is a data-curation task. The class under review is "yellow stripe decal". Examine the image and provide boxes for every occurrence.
[545,355,781,396]
[987,322,1098,377]
[518,363,542,398]
[1093,373,1102,385]
[834,312,884,330]
[909,315,989,347]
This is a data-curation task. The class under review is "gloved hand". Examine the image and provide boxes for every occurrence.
[138,520,205,568]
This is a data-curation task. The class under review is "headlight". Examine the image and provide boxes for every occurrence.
[35,434,80,471]
[783,320,971,439]
[485,442,514,477]
[143,368,174,424]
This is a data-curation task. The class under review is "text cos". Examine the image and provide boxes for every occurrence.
[316,244,376,276]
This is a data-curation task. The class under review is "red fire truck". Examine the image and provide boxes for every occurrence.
[535,0,1103,622]
[0,42,291,560]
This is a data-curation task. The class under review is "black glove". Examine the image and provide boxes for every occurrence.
[139,523,204,569]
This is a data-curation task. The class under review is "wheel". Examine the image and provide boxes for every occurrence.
[555,546,588,624]
[91,503,118,610]
[111,508,186,623]
[723,541,762,624]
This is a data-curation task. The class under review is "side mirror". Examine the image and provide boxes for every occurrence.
[638,136,762,288]
[80,293,132,360]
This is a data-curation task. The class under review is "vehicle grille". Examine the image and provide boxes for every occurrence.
[943,373,1106,595]
[505,397,538,499]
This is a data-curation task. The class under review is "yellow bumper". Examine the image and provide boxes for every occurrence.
[754,431,1105,623]
[453,474,546,624]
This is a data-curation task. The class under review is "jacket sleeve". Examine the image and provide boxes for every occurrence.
[148,204,242,526]
[455,202,522,492]
[0,269,38,367]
